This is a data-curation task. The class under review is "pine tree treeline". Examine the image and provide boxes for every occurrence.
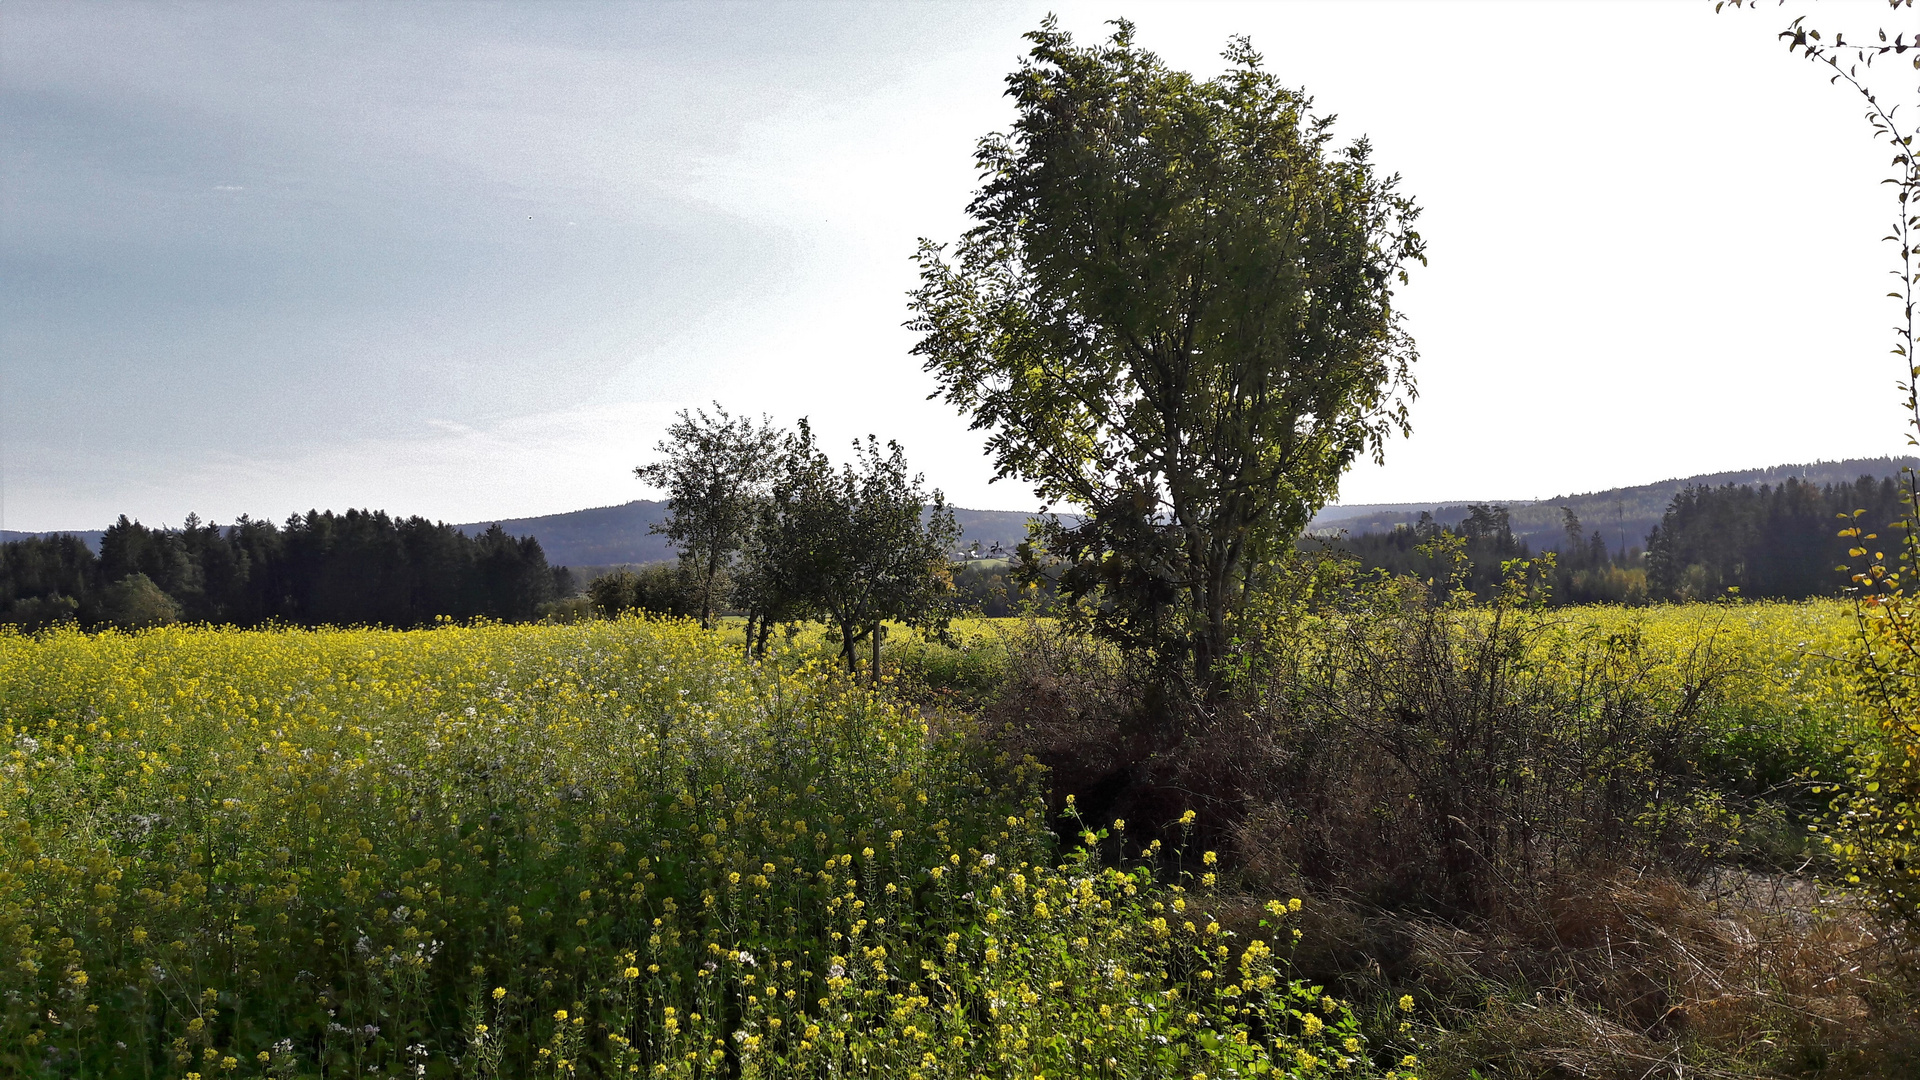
[1330,474,1908,605]
[0,510,570,629]
[1328,504,1645,604]
[1645,475,1908,601]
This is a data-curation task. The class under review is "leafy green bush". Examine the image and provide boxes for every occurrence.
[587,564,698,618]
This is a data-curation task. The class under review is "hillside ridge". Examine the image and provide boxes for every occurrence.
[1311,456,1918,552]
[9,457,1914,565]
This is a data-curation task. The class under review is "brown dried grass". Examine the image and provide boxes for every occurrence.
[1298,869,1919,1079]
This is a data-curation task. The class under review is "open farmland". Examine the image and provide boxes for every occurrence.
[0,619,1393,1079]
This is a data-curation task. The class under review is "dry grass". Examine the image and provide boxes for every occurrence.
[1274,869,1920,1079]
[972,593,1917,1076]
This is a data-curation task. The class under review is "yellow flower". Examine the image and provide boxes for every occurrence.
[493,987,508,1001]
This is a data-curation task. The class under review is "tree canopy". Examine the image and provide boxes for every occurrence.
[635,404,781,628]
[745,421,959,678]
[908,19,1424,686]
[0,511,568,630]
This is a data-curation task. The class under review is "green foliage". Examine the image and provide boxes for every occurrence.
[745,421,960,678]
[1,592,81,631]
[1248,549,1791,908]
[0,620,1404,1079]
[908,19,1423,686]
[1323,507,1534,602]
[98,572,181,629]
[587,564,699,619]
[1326,505,1654,607]
[1331,473,1920,608]
[0,535,96,626]
[0,512,566,629]
[1722,0,1920,936]
[1645,475,1910,601]
[950,558,1057,618]
[634,404,781,628]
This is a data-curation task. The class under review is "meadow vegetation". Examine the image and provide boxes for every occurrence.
[0,618,1412,1079]
[11,9,1920,1080]
[883,584,1920,1078]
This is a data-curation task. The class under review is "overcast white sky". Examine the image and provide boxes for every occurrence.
[1,0,1911,531]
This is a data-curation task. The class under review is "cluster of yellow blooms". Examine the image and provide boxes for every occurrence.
[0,618,1417,1078]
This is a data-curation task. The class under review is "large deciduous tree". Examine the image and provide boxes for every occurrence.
[635,404,781,628]
[907,20,1425,690]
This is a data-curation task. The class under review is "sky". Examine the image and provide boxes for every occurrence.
[1,0,1912,531]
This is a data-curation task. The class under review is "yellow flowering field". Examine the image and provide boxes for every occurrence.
[913,603,1866,779]
[1532,601,1866,776]
[0,618,1401,1079]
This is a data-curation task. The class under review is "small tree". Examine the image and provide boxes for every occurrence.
[1722,0,1920,930]
[757,421,959,680]
[734,505,814,659]
[635,405,781,628]
[908,19,1423,692]
[99,573,180,629]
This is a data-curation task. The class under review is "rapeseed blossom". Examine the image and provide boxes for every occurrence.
[1,616,1395,1077]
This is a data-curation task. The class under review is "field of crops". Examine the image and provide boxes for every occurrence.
[0,618,1398,1079]
[1526,600,1868,787]
[887,602,1868,804]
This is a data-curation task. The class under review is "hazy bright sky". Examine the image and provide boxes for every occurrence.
[1,0,1910,530]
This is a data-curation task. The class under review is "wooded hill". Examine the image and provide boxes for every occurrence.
[0,504,1055,570]
[1309,456,1917,553]
[449,502,1054,570]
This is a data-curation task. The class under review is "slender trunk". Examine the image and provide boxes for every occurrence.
[842,621,858,675]
[700,556,716,630]
[755,618,772,657]
[870,619,882,687]
[742,611,758,658]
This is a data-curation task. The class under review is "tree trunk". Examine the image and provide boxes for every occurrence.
[871,619,882,687]
[700,557,716,629]
[742,611,758,658]
[1191,534,1240,701]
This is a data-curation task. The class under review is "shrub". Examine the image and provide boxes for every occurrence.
[98,572,180,629]
[0,593,79,631]
[587,564,697,618]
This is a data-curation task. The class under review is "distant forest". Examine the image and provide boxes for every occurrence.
[3,470,1911,630]
[0,511,568,630]
[1331,474,1912,604]
[1310,456,1916,553]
